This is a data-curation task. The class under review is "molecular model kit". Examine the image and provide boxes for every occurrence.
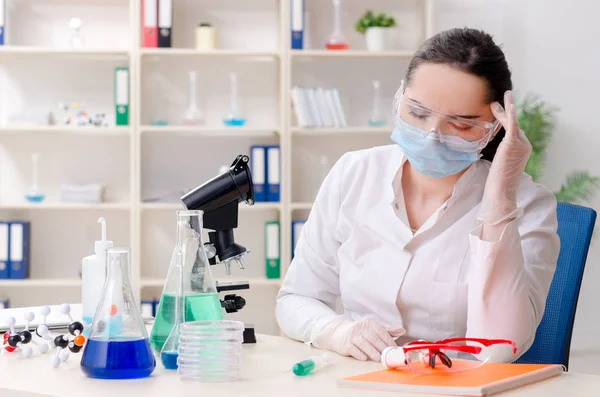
[1,304,89,368]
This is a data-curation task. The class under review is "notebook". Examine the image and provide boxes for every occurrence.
[337,362,564,396]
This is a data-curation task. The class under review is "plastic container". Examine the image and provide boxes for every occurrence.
[81,217,114,335]
[177,320,244,382]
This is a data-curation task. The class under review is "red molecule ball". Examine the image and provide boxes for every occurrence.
[3,332,16,353]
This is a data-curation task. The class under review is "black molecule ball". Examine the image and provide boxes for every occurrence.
[7,334,22,348]
[68,321,84,336]
[18,330,32,344]
[54,335,69,349]
[69,344,83,353]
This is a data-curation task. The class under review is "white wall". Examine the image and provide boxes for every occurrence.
[435,0,600,352]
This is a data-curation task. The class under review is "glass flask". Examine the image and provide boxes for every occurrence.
[182,71,204,125]
[325,0,348,50]
[150,210,224,355]
[368,80,386,127]
[25,153,45,203]
[160,245,184,370]
[80,248,156,379]
[223,72,246,127]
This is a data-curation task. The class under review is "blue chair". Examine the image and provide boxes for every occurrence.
[515,202,597,369]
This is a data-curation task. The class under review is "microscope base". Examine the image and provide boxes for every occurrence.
[243,324,256,344]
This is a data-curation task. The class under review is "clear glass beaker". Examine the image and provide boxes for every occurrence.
[368,80,386,127]
[80,248,156,379]
[150,210,224,355]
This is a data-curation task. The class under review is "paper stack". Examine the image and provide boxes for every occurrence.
[60,184,105,204]
[291,86,347,128]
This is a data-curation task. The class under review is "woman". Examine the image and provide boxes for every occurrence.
[275,27,560,363]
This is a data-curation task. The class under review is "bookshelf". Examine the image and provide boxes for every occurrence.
[0,0,435,335]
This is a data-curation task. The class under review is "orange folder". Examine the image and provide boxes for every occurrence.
[338,362,564,396]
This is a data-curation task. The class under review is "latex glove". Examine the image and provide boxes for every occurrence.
[311,317,406,362]
[482,90,532,225]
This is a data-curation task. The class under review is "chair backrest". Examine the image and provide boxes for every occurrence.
[515,202,597,369]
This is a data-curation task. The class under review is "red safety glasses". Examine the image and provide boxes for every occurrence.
[383,338,517,374]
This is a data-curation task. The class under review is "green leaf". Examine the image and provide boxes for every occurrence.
[525,149,542,182]
[355,10,396,32]
[554,171,600,204]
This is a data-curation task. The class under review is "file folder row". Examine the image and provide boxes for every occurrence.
[0,221,31,280]
[142,0,172,48]
[291,87,348,128]
[250,145,280,203]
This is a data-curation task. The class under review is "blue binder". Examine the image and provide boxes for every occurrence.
[141,301,155,318]
[0,0,5,46]
[0,297,8,310]
[291,0,304,49]
[250,145,267,202]
[0,222,9,279]
[8,222,30,279]
[291,220,305,259]
[266,145,280,202]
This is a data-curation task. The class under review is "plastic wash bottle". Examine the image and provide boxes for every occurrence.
[81,217,113,334]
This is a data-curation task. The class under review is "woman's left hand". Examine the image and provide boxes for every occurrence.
[482,90,532,225]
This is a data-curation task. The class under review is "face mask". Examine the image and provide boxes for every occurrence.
[390,120,481,178]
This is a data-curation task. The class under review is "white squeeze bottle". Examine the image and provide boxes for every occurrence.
[82,217,113,333]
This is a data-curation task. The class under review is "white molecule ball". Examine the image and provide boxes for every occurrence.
[36,324,49,337]
[59,304,70,315]
[50,356,61,368]
[22,346,33,358]
[40,306,51,316]
[6,317,16,327]
[24,312,35,322]
[39,343,49,354]
[59,349,70,362]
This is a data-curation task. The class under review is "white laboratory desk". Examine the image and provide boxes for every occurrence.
[1,334,600,397]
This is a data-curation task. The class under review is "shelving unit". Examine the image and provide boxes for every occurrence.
[0,0,434,335]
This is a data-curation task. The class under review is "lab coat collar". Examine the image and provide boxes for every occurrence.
[361,145,483,251]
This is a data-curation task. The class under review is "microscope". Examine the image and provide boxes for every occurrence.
[181,154,256,343]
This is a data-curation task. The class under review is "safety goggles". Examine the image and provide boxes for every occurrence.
[383,337,517,374]
[393,83,500,152]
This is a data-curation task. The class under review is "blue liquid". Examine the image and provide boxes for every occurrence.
[81,338,156,379]
[161,352,179,370]
[151,120,168,126]
[223,118,246,127]
[368,119,386,127]
[25,195,45,203]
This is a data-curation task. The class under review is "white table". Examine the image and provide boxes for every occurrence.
[1,334,600,397]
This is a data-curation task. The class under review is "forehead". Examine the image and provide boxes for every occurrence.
[406,63,490,114]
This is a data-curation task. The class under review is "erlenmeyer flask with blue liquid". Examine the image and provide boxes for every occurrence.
[80,248,156,379]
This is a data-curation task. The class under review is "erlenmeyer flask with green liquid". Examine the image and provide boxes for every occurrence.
[150,210,223,355]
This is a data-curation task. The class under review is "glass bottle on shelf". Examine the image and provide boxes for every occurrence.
[25,153,45,203]
[368,80,386,127]
[223,72,246,127]
[182,71,204,125]
[326,0,349,50]
[80,248,156,379]
[150,210,223,354]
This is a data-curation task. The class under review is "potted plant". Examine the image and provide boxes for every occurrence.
[518,94,600,204]
[355,10,397,52]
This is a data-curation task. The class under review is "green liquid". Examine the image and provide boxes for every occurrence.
[150,293,224,354]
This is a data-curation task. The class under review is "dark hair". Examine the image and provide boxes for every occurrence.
[405,28,512,162]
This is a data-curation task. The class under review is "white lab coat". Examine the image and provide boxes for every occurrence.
[276,144,560,362]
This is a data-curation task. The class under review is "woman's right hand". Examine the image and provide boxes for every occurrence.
[312,317,405,362]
